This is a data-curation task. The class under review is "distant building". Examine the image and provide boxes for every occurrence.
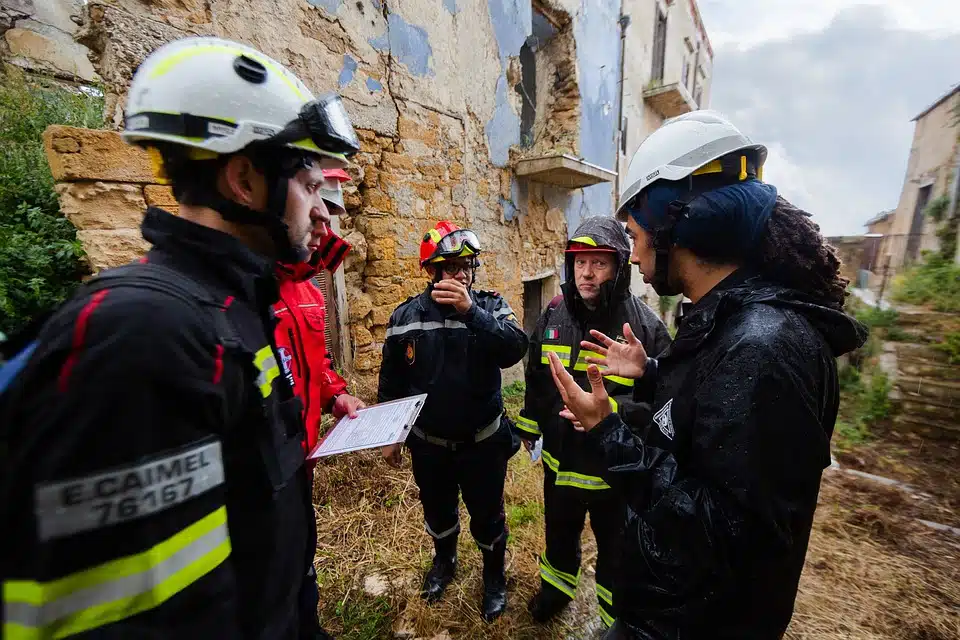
[884,84,960,272]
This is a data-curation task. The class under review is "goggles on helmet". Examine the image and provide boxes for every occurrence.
[435,229,482,259]
[272,93,360,158]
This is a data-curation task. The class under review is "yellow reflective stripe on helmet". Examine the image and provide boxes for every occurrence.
[541,344,571,365]
[3,507,230,639]
[540,449,559,473]
[555,471,611,490]
[516,416,541,436]
[148,44,306,100]
[570,236,598,246]
[596,582,613,606]
[254,346,280,397]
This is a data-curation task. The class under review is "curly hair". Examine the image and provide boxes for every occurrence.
[752,197,850,309]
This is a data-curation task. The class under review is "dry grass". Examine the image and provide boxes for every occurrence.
[787,472,960,640]
[310,394,959,639]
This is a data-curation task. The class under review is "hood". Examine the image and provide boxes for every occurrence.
[680,272,869,357]
[276,231,351,283]
[563,216,633,318]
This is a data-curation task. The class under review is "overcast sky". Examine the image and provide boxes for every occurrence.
[697,0,960,236]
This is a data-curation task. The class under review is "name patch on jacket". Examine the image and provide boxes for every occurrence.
[34,439,225,541]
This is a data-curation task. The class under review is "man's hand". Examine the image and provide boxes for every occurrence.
[580,322,648,380]
[332,394,366,419]
[547,352,612,432]
[382,443,403,467]
[431,280,473,314]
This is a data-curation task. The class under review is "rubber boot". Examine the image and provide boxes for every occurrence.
[420,536,457,603]
[527,585,571,623]
[480,539,508,622]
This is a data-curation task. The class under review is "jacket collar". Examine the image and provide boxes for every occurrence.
[141,207,275,305]
[666,268,758,356]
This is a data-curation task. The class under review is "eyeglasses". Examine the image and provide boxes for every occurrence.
[440,259,479,275]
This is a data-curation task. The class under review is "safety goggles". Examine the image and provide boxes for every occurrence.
[436,229,482,258]
[273,93,360,158]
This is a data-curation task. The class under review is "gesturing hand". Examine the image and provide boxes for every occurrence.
[430,280,474,314]
[547,351,612,432]
[580,322,648,380]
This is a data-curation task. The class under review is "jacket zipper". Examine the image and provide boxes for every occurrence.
[281,290,313,423]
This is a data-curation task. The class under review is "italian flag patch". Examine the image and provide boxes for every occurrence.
[544,327,559,340]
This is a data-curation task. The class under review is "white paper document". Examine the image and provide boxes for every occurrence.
[307,394,427,459]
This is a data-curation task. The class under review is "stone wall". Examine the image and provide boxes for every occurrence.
[1,0,98,82]
[36,0,653,397]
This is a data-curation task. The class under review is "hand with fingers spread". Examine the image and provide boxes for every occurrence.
[430,279,474,314]
[547,351,612,432]
[580,322,648,380]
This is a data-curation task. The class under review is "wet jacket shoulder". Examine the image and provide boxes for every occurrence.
[518,291,671,487]
[589,272,868,638]
[0,208,314,638]
[378,286,528,440]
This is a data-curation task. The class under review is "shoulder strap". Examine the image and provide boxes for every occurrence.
[547,294,564,311]
[81,262,240,349]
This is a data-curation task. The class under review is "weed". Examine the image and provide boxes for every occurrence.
[892,255,960,312]
[329,594,393,640]
[931,331,960,365]
[507,500,544,529]
[502,380,525,399]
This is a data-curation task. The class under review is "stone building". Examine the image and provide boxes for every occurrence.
[884,84,960,273]
[24,0,713,396]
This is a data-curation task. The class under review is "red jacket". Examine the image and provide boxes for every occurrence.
[273,233,351,457]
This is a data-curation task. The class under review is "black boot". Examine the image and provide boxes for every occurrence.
[527,586,571,623]
[480,539,508,622]
[421,536,457,603]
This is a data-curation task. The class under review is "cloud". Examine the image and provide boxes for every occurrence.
[701,3,960,236]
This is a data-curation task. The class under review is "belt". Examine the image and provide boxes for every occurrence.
[411,415,501,450]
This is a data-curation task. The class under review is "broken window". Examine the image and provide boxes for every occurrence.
[651,5,667,84]
[516,7,559,148]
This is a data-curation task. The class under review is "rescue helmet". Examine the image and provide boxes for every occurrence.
[122,36,359,167]
[615,110,766,221]
[319,168,351,216]
[419,221,482,267]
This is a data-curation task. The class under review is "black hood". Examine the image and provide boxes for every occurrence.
[677,270,869,358]
[562,216,633,319]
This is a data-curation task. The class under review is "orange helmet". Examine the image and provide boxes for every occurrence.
[419,221,482,267]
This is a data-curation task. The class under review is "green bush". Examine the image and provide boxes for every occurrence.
[0,68,104,335]
[854,306,899,329]
[892,255,960,313]
[932,331,960,365]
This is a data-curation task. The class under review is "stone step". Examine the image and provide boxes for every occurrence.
[896,376,960,402]
[897,359,960,382]
[892,413,960,438]
[895,342,955,366]
[896,398,960,423]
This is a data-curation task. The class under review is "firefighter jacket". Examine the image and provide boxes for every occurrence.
[588,270,869,638]
[518,216,671,491]
[274,232,350,457]
[378,286,528,441]
[0,208,316,639]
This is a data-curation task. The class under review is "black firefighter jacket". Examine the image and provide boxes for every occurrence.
[378,286,528,440]
[0,208,315,639]
[519,287,670,491]
[590,270,869,639]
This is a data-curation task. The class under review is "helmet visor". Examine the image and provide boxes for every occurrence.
[273,93,360,158]
[319,178,346,215]
[436,229,482,258]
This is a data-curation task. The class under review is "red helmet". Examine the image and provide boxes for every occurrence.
[322,168,351,182]
[419,221,482,267]
[564,235,618,254]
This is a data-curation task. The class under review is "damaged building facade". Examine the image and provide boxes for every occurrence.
[22,0,712,394]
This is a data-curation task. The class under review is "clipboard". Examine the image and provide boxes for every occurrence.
[307,393,427,459]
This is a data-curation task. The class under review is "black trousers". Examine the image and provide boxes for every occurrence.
[540,468,622,627]
[407,424,517,551]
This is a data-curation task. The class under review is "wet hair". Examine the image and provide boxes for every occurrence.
[751,197,849,309]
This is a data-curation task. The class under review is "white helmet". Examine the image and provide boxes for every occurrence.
[615,110,766,220]
[122,36,358,167]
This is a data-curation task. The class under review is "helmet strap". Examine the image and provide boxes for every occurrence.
[651,200,688,297]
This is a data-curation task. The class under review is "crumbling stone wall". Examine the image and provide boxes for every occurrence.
[1,0,98,82]
[37,0,625,396]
